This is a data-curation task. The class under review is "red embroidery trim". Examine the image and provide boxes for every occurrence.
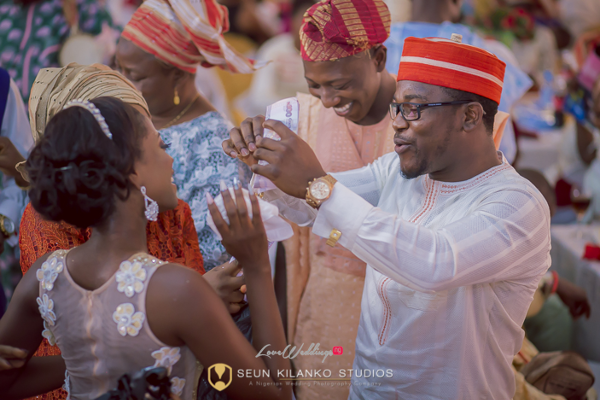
[408,178,438,224]
[439,164,511,194]
[377,277,392,345]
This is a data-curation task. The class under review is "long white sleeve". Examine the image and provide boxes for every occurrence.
[260,155,390,225]
[312,179,551,292]
[0,79,34,246]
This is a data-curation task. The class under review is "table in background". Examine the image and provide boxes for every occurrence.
[516,117,574,178]
[517,131,563,172]
[550,224,600,362]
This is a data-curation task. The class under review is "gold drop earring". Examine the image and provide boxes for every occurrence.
[173,88,180,106]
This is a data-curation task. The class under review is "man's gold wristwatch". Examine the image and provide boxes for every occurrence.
[306,174,337,209]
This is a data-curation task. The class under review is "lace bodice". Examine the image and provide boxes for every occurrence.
[36,250,200,400]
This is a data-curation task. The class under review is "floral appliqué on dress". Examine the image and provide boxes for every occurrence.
[170,377,186,396]
[151,347,181,375]
[36,252,65,347]
[42,321,57,346]
[116,260,147,298]
[36,254,65,291]
[112,303,145,337]
[37,293,56,326]
[63,370,70,400]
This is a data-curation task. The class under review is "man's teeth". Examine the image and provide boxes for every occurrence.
[334,103,352,113]
[171,177,175,183]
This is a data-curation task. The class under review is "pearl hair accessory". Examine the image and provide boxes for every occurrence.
[63,99,113,139]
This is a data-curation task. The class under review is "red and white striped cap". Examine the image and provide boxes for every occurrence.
[397,36,506,104]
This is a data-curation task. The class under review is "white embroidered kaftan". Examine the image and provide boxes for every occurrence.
[263,152,551,399]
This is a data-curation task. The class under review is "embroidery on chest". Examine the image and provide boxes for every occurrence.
[376,277,392,346]
[407,178,440,224]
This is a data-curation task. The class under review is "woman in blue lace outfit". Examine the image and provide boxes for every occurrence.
[161,113,250,270]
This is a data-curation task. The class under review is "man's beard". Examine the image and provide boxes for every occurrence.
[399,126,452,180]
[399,155,428,180]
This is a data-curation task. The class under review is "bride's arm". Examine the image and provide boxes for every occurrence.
[147,185,291,400]
[0,254,66,399]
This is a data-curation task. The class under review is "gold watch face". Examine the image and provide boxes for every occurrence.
[310,180,330,200]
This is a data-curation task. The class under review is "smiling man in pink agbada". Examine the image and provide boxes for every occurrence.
[255,1,397,399]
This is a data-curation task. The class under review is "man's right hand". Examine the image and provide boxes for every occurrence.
[203,261,246,314]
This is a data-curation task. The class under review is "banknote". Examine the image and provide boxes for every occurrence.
[251,97,300,194]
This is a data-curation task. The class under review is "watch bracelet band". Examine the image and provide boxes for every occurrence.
[305,174,338,209]
[305,189,319,209]
[321,174,337,187]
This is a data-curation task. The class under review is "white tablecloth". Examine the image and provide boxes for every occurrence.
[550,224,600,361]
[515,117,576,180]
[517,131,563,172]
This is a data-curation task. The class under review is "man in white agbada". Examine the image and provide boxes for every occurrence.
[223,36,551,399]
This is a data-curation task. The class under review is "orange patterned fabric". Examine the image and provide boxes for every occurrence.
[19,199,204,400]
[300,0,391,62]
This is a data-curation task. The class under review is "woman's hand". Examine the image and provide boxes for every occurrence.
[203,261,246,314]
[207,181,270,273]
[223,117,326,198]
[555,278,591,319]
[0,138,27,186]
[222,115,265,167]
[0,345,27,371]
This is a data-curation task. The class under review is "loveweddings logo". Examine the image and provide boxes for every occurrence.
[256,343,338,363]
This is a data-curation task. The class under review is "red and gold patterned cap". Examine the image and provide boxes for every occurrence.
[397,36,506,104]
[122,0,259,74]
[300,0,391,62]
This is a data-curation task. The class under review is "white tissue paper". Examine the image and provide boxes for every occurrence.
[206,187,294,243]
[250,97,300,195]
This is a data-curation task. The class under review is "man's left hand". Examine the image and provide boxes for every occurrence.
[249,119,326,198]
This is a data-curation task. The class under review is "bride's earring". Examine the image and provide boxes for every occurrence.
[141,186,159,221]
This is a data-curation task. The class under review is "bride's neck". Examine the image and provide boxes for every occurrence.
[85,199,148,258]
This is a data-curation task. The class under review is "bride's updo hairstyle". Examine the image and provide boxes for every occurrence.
[27,97,148,229]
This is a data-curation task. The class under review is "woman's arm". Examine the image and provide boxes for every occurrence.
[0,254,67,398]
[576,121,596,166]
[1,356,66,400]
[147,185,291,400]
